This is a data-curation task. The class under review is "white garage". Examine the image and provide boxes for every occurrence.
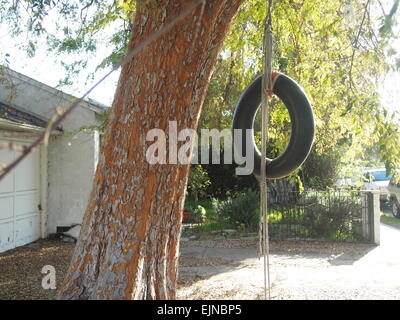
[0,67,105,253]
[0,138,41,252]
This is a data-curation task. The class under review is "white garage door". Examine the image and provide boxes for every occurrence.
[0,139,40,253]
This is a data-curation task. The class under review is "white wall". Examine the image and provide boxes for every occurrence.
[0,68,104,235]
[46,132,98,233]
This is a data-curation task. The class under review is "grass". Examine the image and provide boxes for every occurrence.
[196,221,235,232]
[381,213,400,229]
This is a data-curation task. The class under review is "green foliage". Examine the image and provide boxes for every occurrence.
[1,0,400,188]
[182,198,237,234]
[212,189,260,231]
[199,0,400,187]
[186,190,363,242]
[186,205,207,224]
[183,202,193,212]
[187,165,211,201]
[299,192,362,239]
[0,0,133,87]
[203,163,258,199]
[302,149,342,189]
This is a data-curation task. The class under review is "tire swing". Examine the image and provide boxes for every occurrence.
[232,71,315,179]
[232,0,315,300]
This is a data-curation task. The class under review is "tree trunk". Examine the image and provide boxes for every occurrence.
[58,0,244,300]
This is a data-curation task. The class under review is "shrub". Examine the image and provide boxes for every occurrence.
[300,192,362,238]
[200,148,259,199]
[186,205,207,224]
[213,189,260,230]
[302,149,342,189]
[187,165,211,201]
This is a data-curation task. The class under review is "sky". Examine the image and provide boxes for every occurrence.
[376,0,400,118]
[0,34,120,107]
[0,7,121,107]
[378,72,400,117]
[0,1,399,115]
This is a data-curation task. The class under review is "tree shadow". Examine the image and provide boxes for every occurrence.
[178,239,378,288]
[270,239,378,266]
[325,245,377,266]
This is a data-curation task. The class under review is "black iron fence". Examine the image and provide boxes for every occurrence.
[267,190,365,242]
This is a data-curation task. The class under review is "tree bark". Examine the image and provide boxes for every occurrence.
[58,0,245,300]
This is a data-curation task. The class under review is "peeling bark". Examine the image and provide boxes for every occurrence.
[57,0,245,300]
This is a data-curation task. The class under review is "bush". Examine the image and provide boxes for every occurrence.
[187,165,211,201]
[204,163,259,199]
[197,148,258,199]
[186,205,207,224]
[213,189,260,230]
[302,149,342,189]
[300,192,362,239]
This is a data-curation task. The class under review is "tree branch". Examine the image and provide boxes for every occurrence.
[0,0,205,182]
[349,0,370,93]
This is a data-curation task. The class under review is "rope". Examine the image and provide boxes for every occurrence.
[260,0,273,300]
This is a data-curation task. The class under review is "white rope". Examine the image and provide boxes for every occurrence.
[260,0,273,301]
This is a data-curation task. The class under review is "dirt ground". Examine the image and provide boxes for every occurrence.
[1,223,399,300]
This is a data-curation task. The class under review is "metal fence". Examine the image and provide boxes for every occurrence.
[267,190,366,242]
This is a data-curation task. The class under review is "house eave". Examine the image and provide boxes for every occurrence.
[0,118,60,135]
[1,67,109,115]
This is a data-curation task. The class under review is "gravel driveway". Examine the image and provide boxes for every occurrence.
[178,223,400,300]
[1,223,399,300]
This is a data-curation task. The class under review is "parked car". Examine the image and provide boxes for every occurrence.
[361,168,393,204]
[388,175,400,218]
[334,168,393,203]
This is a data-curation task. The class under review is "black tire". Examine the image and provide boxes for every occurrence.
[232,73,315,179]
[392,199,400,218]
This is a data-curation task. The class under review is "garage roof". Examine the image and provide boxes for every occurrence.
[0,98,63,134]
[0,98,49,128]
[1,67,109,115]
